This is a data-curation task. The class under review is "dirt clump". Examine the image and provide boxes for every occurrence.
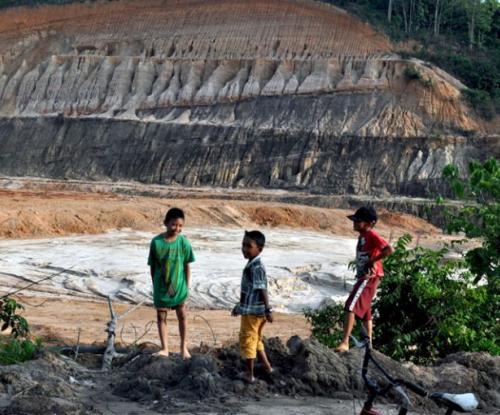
[0,352,94,415]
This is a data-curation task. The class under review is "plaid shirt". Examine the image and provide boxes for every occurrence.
[237,255,268,315]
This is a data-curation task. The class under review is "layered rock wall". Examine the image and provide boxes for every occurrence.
[0,0,496,197]
[0,114,496,196]
[3,54,479,137]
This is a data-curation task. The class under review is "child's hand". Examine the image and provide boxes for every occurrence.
[231,305,241,316]
[365,260,375,275]
[265,310,273,323]
[167,285,176,297]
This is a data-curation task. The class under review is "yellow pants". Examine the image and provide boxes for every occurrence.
[239,315,266,359]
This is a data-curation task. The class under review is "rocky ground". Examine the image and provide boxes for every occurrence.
[0,336,498,415]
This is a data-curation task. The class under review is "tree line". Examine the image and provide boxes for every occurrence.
[330,1,499,49]
[326,1,499,117]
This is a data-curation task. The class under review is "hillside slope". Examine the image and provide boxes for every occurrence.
[0,0,497,197]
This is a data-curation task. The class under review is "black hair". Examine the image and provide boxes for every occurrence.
[164,208,185,225]
[244,230,266,248]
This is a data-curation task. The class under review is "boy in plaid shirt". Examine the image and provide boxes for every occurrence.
[232,230,273,384]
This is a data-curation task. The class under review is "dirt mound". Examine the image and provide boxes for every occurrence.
[0,352,91,415]
[0,0,390,61]
[110,337,499,414]
[0,338,498,414]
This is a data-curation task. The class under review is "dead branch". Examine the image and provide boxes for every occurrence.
[102,296,120,370]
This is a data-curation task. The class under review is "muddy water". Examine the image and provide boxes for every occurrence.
[0,227,357,312]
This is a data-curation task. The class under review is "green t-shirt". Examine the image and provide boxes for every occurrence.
[148,234,195,308]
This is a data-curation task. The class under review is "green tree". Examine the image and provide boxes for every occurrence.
[442,159,500,292]
[320,1,500,116]
[372,234,498,362]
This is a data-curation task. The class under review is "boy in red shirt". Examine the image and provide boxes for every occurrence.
[335,206,394,352]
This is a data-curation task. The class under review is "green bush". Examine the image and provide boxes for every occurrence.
[0,336,42,365]
[0,297,42,365]
[304,302,345,348]
[0,298,29,338]
[373,234,498,363]
[443,159,500,292]
[306,235,498,363]
[404,66,422,81]
[404,65,433,88]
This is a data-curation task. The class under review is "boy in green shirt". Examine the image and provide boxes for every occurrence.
[148,208,195,358]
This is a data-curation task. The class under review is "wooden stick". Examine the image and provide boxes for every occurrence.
[102,296,118,371]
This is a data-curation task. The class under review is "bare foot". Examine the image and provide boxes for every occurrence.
[181,348,191,360]
[263,365,274,374]
[334,343,349,353]
[153,349,169,357]
[238,372,255,384]
[245,374,256,384]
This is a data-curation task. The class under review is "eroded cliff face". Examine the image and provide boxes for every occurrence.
[1,115,496,197]
[0,0,497,197]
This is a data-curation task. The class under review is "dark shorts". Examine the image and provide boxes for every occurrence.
[344,277,380,321]
[156,302,186,312]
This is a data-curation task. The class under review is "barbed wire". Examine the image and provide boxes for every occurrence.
[193,313,217,347]
[11,295,52,308]
[0,265,75,300]
[119,320,156,348]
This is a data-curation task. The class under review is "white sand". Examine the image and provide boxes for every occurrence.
[0,227,357,313]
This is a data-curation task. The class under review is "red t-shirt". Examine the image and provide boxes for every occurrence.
[355,229,389,279]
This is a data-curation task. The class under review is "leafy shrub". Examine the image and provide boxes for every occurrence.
[404,65,433,88]
[0,297,42,365]
[304,301,345,348]
[0,298,29,338]
[0,336,42,365]
[373,234,498,363]
[442,159,500,291]
[404,66,422,81]
[306,234,499,363]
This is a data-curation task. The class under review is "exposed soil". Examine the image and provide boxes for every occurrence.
[17,296,310,353]
[0,187,440,244]
[0,337,498,415]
